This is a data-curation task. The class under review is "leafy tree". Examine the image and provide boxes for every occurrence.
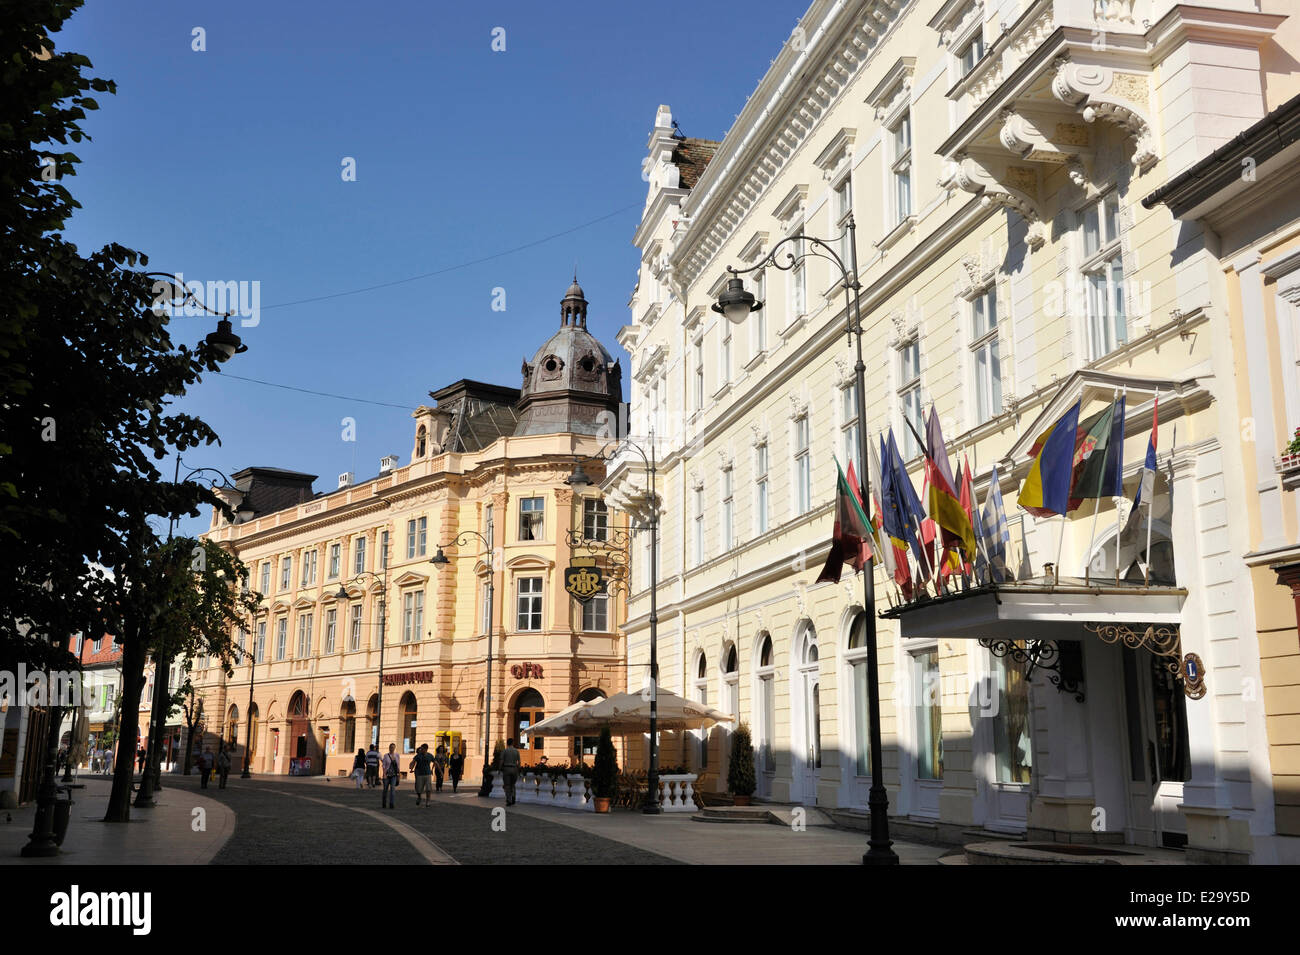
[592,725,618,799]
[727,722,757,798]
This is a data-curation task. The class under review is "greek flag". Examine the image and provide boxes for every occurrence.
[978,465,1011,583]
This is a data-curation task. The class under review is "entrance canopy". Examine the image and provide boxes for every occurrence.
[879,577,1186,641]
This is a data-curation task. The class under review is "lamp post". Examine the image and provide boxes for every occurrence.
[236,636,257,778]
[430,531,495,797]
[714,214,898,864]
[566,434,662,814]
[334,544,391,802]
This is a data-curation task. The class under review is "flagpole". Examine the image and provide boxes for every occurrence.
[1085,497,1101,585]
[1144,393,1158,587]
[1054,515,1066,585]
[1115,387,1127,584]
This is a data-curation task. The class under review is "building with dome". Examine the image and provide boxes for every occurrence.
[191,280,628,777]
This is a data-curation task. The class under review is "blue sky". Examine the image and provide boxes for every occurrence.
[56,0,802,537]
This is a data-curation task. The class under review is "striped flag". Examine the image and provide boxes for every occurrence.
[816,459,874,584]
[1018,401,1082,517]
[978,465,1011,583]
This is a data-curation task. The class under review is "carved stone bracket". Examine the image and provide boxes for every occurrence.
[1052,57,1158,172]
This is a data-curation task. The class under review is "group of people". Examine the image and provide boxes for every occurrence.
[351,741,465,808]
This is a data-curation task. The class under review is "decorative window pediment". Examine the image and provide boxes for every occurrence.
[773,183,809,227]
[739,231,770,262]
[814,127,857,175]
[866,57,916,123]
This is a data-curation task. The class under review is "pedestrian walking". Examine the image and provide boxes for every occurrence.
[500,738,522,806]
[448,747,464,793]
[216,745,231,789]
[136,746,146,772]
[410,744,435,806]
[365,743,380,788]
[198,747,215,789]
[381,743,400,809]
[351,748,367,789]
[433,742,448,793]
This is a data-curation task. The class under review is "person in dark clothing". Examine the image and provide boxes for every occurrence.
[365,744,380,788]
[216,745,232,789]
[448,747,465,794]
[351,748,366,789]
[410,744,435,806]
[433,743,448,793]
[500,738,522,806]
[198,747,215,788]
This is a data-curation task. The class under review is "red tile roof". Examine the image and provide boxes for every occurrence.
[671,137,719,190]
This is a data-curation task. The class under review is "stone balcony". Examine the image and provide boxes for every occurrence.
[937,0,1286,245]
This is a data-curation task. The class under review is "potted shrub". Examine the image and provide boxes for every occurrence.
[591,726,618,813]
[1282,427,1300,470]
[728,722,757,806]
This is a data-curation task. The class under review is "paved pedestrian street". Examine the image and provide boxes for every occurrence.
[3,772,953,865]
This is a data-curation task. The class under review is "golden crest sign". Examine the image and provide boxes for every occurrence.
[564,558,606,604]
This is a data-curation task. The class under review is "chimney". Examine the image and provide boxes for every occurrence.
[337,472,355,489]
[379,454,399,474]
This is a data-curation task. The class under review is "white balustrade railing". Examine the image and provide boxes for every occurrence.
[658,773,698,812]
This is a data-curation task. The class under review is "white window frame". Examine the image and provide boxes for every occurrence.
[721,466,734,552]
[693,336,705,412]
[889,112,913,226]
[969,284,1002,425]
[1079,189,1127,360]
[794,415,812,515]
[276,617,287,661]
[581,593,610,632]
[296,612,312,658]
[519,497,544,541]
[328,543,340,579]
[325,609,337,654]
[582,498,609,541]
[260,562,270,595]
[516,576,543,631]
[832,171,854,268]
[755,442,770,535]
[354,535,367,575]
[840,380,860,470]
[348,605,362,652]
[693,484,706,567]
[280,556,291,591]
[750,270,766,358]
[402,590,424,643]
[256,621,267,663]
[788,228,807,320]
[898,337,923,460]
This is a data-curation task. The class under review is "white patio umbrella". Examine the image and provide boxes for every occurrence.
[528,688,733,734]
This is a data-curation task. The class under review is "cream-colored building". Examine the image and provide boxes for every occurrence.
[612,0,1299,862]
[195,281,628,777]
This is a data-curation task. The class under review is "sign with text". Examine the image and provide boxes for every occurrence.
[383,670,434,686]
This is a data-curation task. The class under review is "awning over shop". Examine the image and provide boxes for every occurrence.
[879,576,1187,641]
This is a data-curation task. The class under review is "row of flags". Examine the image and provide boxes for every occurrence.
[817,393,1160,596]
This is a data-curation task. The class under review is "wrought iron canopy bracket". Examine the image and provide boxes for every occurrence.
[1082,622,1183,682]
[979,638,1086,703]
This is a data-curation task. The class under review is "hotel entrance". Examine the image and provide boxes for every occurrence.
[512,688,545,766]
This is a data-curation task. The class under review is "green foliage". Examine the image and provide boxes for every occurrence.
[0,0,237,670]
[592,725,618,798]
[1287,426,1300,456]
[727,722,757,797]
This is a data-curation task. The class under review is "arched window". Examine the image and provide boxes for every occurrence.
[846,614,871,778]
[226,705,239,748]
[693,651,709,770]
[399,692,418,754]
[513,688,545,761]
[288,691,309,760]
[755,633,775,785]
[341,699,356,753]
[574,687,607,756]
[247,704,259,759]
[366,694,379,748]
[416,425,427,458]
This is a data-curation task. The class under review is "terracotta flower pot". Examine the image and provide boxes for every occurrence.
[733,794,752,806]
[594,796,612,813]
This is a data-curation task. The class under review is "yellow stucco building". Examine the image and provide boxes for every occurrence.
[195,281,629,778]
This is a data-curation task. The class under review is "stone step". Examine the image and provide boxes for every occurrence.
[693,805,835,827]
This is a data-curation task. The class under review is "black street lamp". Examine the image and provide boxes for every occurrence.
[430,531,495,797]
[715,214,899,864]
[567,435,663,814]
[334,545,391,803]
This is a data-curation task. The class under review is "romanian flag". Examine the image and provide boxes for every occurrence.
[1068,396,1126,510]
[816,459,874,584]
[1018,401,1082,517]
[925,406,978,562]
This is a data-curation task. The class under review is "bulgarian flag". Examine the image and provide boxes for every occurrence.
[816,459,874,584]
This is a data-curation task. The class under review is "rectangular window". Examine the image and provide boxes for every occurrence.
[349,605,362,652]
[301,549,317,587]
[481,579,492,634]
[519,497,544,541]
[834,174,854,265]
[328,543,340,579]
[970,286,1002,424]
[417,517,426,556]
[693,485,705,566]
[993,650,1032,784]
[694,338,705,411]
[853,658,871,777]
[91,636,101,653]
[255,622,266,663]
[296,612,312,658]
[260,561,270,596]
[581,593,609,632]
[582,498,609,541]
[841,382,860,470]
[276,618,287,661]
[751,272,766,356]
[915,649,943,780]
[402,591,424,643]
[280,557,291,591]
[1081,191,1126,360]
[795,416,811,514]
[376,532,385,570]
[890,113,913,223]
[899,339,923,459]
[956,32,984,78]
[484,504,494,548]
[756,444,770,535]
[236,628,246,656]
[516,577,543,631]
[790,231,807,317]
[324,609,337,655]
[720,326,732,386]
[721,468,734,552]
